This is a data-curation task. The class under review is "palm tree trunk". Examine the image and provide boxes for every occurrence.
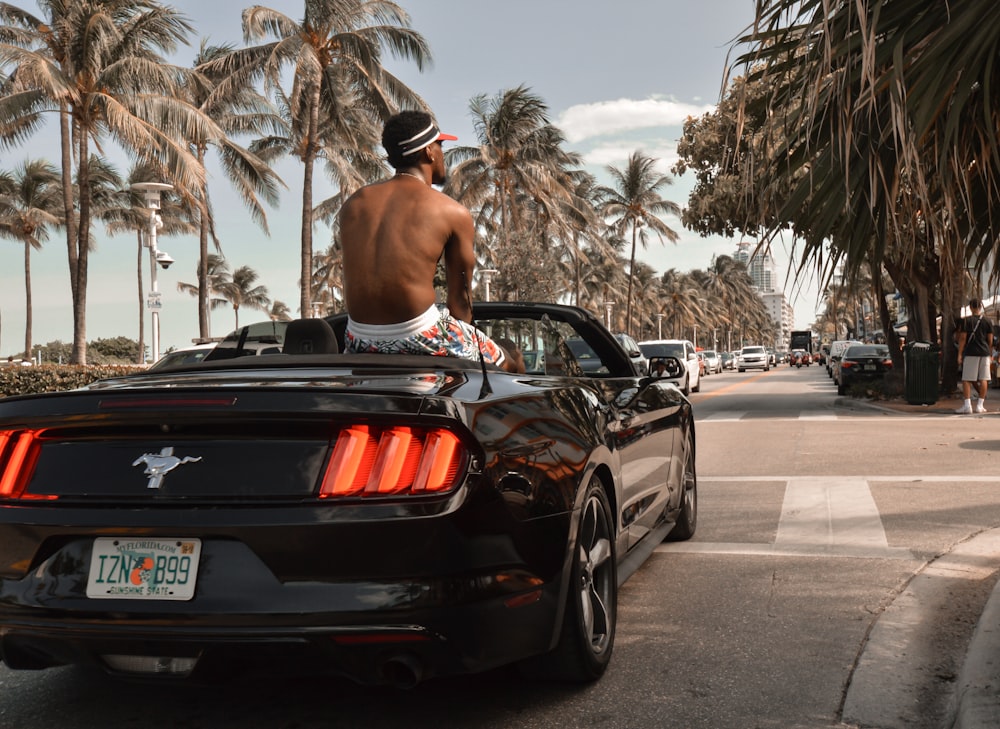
[136,230,145,364]
[625,222,638,336]
[71,135,91,364]
[197,146,211,340]
[299,82,321,319]
[61,105,79,350]
[23,242,32,360]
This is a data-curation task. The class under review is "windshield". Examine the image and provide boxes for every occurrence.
[742,347,765,354]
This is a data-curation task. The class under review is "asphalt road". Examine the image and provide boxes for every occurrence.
[2,365,999,729]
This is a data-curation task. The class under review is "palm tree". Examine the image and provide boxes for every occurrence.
[268,300,292,322]
[447,85,582,285]
[214,263,271,329]
[659,269,705,341]
[187,42,284,340]
[0,0,217,363]
[203,0,431,319]
[176,253,231,339]
[597,152,681,337]
[0,159,62,359]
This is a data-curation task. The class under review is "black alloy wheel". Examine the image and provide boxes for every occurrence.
[519,477,617,682]
[666,430,698,541]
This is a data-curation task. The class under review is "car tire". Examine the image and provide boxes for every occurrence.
[519,477,617,682]
[666,430,697,542]
[837,381,846,396]
[738,368,744,373]
[692,375,701,393]
[682,376,690,395]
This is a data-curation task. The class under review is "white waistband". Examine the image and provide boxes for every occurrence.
[346,304,442,340]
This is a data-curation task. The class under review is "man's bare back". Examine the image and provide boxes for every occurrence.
[340,174,475,325]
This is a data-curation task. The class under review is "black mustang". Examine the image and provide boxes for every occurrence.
[0,302,696,686]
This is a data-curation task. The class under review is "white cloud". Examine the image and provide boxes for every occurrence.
[558,97,716,143]
[583,142,680,171]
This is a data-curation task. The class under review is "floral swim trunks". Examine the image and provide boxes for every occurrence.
[345,304,507,367]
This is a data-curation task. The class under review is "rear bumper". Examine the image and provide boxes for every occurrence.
[0,503,572,684]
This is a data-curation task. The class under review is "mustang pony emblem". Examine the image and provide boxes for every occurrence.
[132,447,202,489]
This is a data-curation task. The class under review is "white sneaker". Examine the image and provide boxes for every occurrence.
[975,402,987,413]
[956,402,973,414]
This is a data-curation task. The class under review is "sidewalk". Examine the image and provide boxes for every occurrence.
[841,390,1000,729]
[850,392,998,416]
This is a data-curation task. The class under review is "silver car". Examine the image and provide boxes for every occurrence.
[737,345,770,372]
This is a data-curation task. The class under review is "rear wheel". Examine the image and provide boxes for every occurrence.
[666,431,697,541]
[519,477,617,682]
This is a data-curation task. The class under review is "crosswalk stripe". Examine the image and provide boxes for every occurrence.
[777,477,890,551]
[657,476,926,558]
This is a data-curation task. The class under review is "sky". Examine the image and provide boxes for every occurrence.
[0,0,824,359]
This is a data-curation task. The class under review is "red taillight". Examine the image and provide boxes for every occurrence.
[319,426,466,498]
[0,429,48,500]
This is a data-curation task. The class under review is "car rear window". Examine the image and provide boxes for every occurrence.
[639,342,684,358]
[844,345,889,358]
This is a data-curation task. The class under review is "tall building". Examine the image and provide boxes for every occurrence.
[736,241,793,348]
[735,241,779,293]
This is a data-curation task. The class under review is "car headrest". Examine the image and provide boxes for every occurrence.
[283,318,339,355]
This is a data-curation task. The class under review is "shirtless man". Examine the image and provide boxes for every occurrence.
[339,110,522,372]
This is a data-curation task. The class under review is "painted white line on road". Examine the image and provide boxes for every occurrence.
[777,477,889,551]
[701,411,748,421]
[656,541,914,559]
[701,475,1000,482]
[798,411,838,420]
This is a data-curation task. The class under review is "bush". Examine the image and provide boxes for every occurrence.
[0,365,146,398]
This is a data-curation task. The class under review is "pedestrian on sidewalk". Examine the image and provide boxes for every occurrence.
[956,297,994,414]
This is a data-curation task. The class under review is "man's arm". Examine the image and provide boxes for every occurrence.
[443,204,477,323]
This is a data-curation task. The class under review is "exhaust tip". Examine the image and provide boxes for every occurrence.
[379,653,424,689]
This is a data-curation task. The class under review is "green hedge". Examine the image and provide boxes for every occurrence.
[0,365,147,398]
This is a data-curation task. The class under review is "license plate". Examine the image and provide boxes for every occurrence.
[87,538,201,600]
[864,364,876,371]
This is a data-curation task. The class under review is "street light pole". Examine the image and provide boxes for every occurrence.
[131,182,174,364]
[479,269,499,301]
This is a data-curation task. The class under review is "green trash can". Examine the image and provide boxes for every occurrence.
[904,342,940,405]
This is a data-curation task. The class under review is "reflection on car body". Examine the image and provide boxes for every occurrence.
[0,302,697,688]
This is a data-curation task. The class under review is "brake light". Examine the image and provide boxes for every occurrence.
[0,429,48,500]
[319,426,465,498]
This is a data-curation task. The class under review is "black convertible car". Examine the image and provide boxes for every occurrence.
[0,303,696,686]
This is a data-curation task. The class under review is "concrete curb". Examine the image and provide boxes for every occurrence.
[843,529,1000,729]
[952,570,1000,729]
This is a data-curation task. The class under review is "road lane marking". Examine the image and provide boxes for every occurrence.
[702,411,749,421]
[798,411,838,420]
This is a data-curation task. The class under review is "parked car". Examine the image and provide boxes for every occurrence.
[837,343,893,395]
[720,351,735,370]
[0,303,697,686]
[148,342,218,371]
[828,339,863,381]
[615,332,648,376]
[695,352,708,377]
[737,345,770,372]
[638,339,701,394]
[702,350,722,374]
